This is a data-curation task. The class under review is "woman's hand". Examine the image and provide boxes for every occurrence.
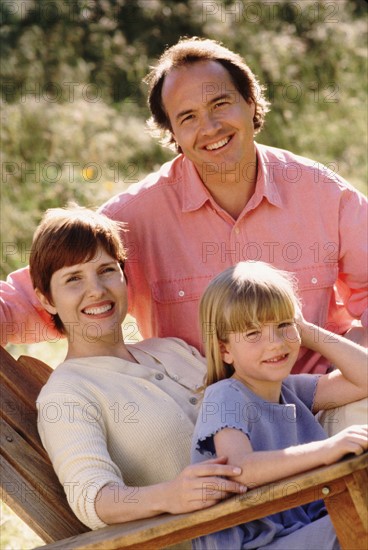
[161,456,247,514]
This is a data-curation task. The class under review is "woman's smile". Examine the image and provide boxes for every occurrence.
[82,301,115,317]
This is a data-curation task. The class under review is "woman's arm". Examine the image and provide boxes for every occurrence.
[214,425,368,487]
[37,392,245,529]
[95,456,246,524]
[298,318,368,412]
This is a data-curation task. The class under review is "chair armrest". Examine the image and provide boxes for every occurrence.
[37,452,368,550]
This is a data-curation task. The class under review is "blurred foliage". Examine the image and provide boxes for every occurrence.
[1,0,367,280]
[0,502,43,549]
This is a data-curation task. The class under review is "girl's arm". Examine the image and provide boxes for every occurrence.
[214,425,368,487]
[95,457,246,524]
[298,318,368,412]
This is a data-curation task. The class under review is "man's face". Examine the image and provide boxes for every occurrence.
[161,60,256,185]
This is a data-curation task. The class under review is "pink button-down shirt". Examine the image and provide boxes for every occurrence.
[1,143,367,373]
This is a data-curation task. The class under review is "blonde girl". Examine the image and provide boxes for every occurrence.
[192,261,367,550]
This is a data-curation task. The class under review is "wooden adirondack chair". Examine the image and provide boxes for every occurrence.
[1,344,367,550]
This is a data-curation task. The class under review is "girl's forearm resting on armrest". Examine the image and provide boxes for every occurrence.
[214,426,368,488]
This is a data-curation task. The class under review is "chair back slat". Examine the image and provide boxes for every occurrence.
[0,346,87,542]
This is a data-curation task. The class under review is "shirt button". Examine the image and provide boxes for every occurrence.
[234,227,240,234]
[172,374,179,381]
[155,373,164,380]
[189,397,198,405]
[178,290,185,297]
[311,277,318,284]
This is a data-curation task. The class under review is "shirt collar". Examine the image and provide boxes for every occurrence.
[181,143,284,213]
[254,142,283,209]
[181,157,213,212]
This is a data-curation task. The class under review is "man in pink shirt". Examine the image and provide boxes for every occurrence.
[1,38,367,377]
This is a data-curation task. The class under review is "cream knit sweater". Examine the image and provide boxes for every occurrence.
[37,337,206,531]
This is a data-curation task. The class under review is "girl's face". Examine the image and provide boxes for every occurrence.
[37,246,127,346]
[221,319,301,398]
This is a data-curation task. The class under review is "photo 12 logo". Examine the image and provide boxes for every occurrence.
[201,1,340,25]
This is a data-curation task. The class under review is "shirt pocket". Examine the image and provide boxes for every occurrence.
[293,263,339,326]
[152,275,215,304]
[294,263,338,291]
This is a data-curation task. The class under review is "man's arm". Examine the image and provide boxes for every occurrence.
[0,266,61,345]
[336,187,368,332]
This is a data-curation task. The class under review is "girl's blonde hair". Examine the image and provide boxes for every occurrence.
[199,262,300,386]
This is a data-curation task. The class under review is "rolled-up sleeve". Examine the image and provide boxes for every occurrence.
[1,267,61,345]
[336,189,368,326]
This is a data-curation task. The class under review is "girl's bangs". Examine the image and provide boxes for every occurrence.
[223,285,296,336]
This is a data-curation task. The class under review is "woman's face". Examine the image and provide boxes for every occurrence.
[38,245,127,345]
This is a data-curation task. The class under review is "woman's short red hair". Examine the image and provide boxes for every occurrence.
[30,205,127,333]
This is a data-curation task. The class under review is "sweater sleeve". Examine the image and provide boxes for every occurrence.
[36,391,124,530]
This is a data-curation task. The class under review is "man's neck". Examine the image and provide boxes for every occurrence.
[201,157,258,220]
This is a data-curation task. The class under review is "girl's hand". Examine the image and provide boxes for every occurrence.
[294,307,314,346]
[322,425,368,465]
[162,456,247,514]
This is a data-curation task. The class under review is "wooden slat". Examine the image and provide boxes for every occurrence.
[0,420,87,540]
[1,455,87,543]
[0,347,52,408]
[325,474,368,550]
[37,453,368,550]
[1,346,87,542]
[1,382,47,457]
[326,469,368,550]
[347,468,368,527]
[1,418,67,496]
[0,347,52,455]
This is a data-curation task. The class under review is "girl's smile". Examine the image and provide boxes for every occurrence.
[262,353,290,364]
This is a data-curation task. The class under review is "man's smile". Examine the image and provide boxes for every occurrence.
[204,136,231,151]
